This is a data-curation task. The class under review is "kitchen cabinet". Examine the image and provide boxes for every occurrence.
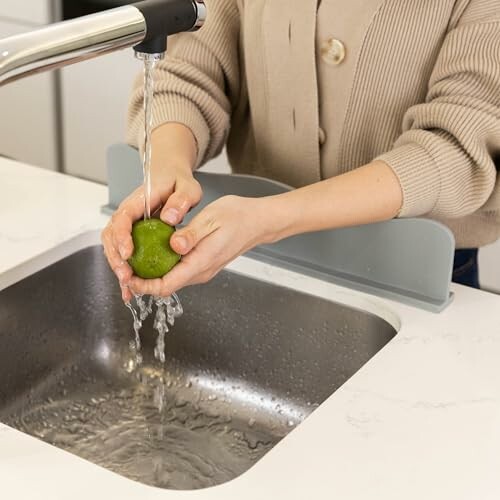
[0,9,59,171]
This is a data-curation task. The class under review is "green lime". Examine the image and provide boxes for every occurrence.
[128,219,180,279]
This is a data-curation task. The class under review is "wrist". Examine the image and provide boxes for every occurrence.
[151,122,198,175]
[151,154,193,180]
[254,195,294,246]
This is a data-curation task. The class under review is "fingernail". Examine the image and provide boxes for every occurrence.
[163,208,179,225]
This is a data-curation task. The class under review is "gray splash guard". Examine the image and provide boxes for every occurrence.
[103,144,455,312]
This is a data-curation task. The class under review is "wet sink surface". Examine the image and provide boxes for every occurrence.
[0,246,396,490]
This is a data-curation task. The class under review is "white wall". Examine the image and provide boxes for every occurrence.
[0,4,58,170]
[200,152,231,174]
[61,51,142,182]
[61,51,231,183]
[0,1,51,25]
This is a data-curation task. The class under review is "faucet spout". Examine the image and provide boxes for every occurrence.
[0,6,146,86]
[0,0,206,86]
[134,0,206,56]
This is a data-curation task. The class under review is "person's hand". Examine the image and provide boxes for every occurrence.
[127,195,274,297]
[101,163,202,302]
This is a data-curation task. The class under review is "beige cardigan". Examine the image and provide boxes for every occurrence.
[128,0,500,248]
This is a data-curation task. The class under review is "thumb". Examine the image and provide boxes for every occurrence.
[171,211,219,255]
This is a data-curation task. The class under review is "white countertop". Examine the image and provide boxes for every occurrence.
[1,158,500,500]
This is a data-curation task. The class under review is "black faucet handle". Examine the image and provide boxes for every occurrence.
[133,0,206,54]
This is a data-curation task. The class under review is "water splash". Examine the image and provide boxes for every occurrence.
[125,301,143,365]
[137,294,154,321]
[125,293,183,365]
[154,300,168,363]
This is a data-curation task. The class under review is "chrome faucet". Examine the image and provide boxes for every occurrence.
[0,0,206,86]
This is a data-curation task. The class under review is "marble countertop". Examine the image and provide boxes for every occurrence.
[1,159,500,500]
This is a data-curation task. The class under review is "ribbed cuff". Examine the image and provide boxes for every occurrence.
[135,94,210,169]
[441,213,500,248]
[377,142,441,218]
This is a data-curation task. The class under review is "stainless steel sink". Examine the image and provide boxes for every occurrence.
[0,245,396,490]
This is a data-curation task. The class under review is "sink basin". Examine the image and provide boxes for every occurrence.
[0,245,396,490]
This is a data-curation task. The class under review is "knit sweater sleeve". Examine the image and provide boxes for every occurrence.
[127,0,240,168]
[377,1,500,219]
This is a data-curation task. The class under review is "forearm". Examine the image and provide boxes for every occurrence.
[150,122,198,178]
[262,160,403,242]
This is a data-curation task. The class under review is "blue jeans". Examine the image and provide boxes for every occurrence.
[453,248,479,289]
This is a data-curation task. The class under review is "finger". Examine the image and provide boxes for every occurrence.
[170,210,220,255]
[161,243,219,294]
[121,284,133,303]
[128,276,164,297]
[129,257,202,297]
[110,190,144,260]
[101,228,133,284]
[160,177,202,226]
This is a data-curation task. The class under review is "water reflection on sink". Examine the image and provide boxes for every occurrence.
[0,246,396,490]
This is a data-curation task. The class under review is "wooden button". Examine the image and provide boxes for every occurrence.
[321,38,346,65]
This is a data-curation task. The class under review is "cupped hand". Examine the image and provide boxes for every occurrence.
[127,195,274,297]
[101,164,202,302]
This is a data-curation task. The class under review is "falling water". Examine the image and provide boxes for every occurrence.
[141,53,160,220]
[131,53,185,365]
[126,293,183,365]
[125,301,143,365]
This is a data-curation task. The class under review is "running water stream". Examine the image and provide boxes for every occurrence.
[142,53,159,220]
[126,55,184,365]
[127,293,183,366]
